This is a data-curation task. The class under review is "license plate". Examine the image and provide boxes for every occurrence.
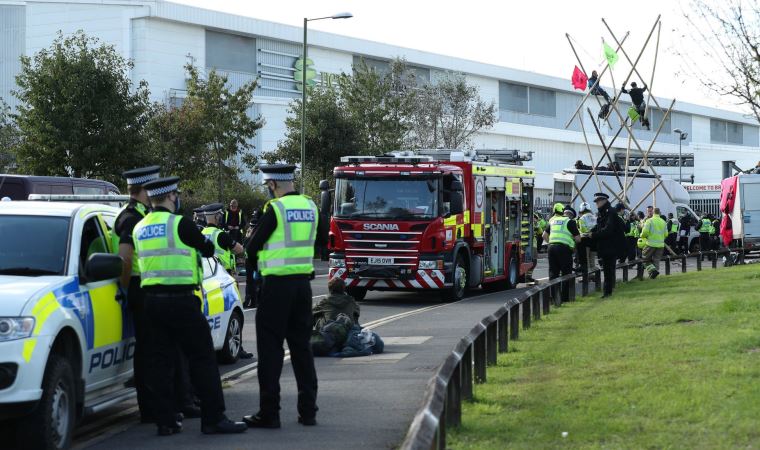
[368,257,394,265]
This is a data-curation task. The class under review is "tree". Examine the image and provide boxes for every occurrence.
[0,100,20,172]
[338,58,417,153]
[680,1,760,122]
[183,65,264,201]
[12,31,151,182]
[145,100,209,182]
[265,85,361,197]
[406,73,497,149]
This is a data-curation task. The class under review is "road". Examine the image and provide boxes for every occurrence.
[71,254,709,449]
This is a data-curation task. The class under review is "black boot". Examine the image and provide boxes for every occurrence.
[242,412,281,429]
[201,416,248,434]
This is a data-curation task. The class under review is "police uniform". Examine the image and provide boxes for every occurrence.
[545,203,579,303]
[133,177,246,436]
[698,216,712,260]
[590,193,627,297]
[243,164,327,428]
[640,212,667,278]
[201,203,239,273]
[114,166,165,422]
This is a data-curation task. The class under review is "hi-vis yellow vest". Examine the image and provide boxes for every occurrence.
[257,195,318,276]
[133,212,201,286]
[548,216,575,249]
[202,226,235,271]
[641,215,667,248]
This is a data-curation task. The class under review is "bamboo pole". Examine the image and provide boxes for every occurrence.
[624,132,632,203]
[566,34,605,111]
[587,108,625,192]
[630,179,663,213]
[643,21,662,120]
[601,180,630,208]
[577,113,604,193]
[572,181,588,203]
[564,32,631,129]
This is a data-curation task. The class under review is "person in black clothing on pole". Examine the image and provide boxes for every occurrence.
[621,81,650,129]
[589,194,627,298]
[243,165,328,429]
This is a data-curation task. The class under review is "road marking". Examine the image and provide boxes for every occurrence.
[338,353,409,364]
[383,336,432,345]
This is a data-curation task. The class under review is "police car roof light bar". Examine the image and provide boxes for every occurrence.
[27,194,130,202]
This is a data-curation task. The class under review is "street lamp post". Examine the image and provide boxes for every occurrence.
[301,12,352,193]
[672,128,688,183]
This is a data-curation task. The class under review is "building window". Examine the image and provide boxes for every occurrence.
[352,56,430,85]
[710,119,742,145]
[630,107,671,131]
[499,82,555,117]
[205,30,256,73]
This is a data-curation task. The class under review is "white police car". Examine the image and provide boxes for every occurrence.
[0,200,245,450]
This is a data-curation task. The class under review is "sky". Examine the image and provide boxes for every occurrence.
[173,0,746,114]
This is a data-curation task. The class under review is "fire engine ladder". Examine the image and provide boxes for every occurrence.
[416,149,533,165]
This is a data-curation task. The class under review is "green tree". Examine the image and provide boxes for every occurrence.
[338,58,417,153]
[406,73,497,149]
[265,85,361,197]
[145,100,208,182]
[0,100,20,172]
[12,31,151,182]
[183,65,264,201]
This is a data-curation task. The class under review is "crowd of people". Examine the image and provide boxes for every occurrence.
[535,193,723,301]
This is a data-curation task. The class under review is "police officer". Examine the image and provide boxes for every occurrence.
[133,177,246,436]
[576,202,597,273]
[201,203,245,273]
[542,203,580,303]
[698,213,712,260]
[640,207,667,278]
[623,211,640,262]
[588,193,626,298]
[201,203,255,360]
[115,166,164,423]
[243,164,327,428]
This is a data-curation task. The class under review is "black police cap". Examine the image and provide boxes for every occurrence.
[593,192,610,201]
[143,176,180,198]
[260,164,296,183]
[201,202,224,215]
[122,165,160,185]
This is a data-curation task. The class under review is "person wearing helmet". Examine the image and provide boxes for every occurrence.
[588,193,626,298]
[576,202,597,274]
[542,203,581,303]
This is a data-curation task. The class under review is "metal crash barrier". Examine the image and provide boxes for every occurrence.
[399,248,746,450]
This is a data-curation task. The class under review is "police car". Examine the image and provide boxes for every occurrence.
[0,199,245,450]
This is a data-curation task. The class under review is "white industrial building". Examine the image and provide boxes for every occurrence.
[1,0,758,203]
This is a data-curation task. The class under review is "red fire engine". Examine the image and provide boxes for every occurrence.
[323,149,537,302]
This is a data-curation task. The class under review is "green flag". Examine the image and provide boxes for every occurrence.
[603,42,619,68]
[627,106,640,122]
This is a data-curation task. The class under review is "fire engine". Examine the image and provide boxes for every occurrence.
[323,149,537,302]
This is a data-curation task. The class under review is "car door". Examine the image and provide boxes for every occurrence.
[75,212,128,389]
[201,257,227,345]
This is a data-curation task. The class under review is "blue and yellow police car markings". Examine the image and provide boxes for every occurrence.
[221,282,239,312]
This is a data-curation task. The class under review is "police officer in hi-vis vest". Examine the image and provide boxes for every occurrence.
[133,176,247,436]
[243,164,327,428]
[542,203,581,303]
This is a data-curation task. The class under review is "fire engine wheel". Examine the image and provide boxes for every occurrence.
[506,257,518,290]
[347,287,368,302]
[441,256,467,302]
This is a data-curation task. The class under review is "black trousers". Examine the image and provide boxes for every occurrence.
[130,278,194,421]
[144,292,225,427]
[700,232,711,260]
[678,235,689,254]
[256,275,318,419]
[600,256,617,295]
[576,239,588,271]
[548,244,573,302]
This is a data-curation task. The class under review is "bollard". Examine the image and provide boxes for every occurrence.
[696,254,702,271]
[522,297,532,329]
[622,264,628,282]
[682,254,687,273]
[474,332,487,384]
[593,270,601,292]
[553,282,562,307]
[510,304,519,340]
[532,293,541,320]
[461,346,473,400]
[712,252,718,269]
[437,404,446,450]
[582,271,589,296]
[569,277,576,302]
[446,361,462,428]
[498,313,508,353]
[542,287,551,314]
[486,321,497,366]
[665,257,671,275]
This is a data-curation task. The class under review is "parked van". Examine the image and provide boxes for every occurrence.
[0,175,120,200]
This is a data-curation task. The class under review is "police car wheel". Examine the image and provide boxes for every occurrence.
[17,355,75,450]
[218,310,243,364]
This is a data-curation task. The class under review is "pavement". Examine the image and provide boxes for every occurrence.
[72,253,709,450]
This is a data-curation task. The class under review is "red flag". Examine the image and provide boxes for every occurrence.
[571,66,588,91]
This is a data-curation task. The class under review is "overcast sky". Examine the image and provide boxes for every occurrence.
[174,0,745,114]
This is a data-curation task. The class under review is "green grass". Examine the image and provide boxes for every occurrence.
[449,265,760,450]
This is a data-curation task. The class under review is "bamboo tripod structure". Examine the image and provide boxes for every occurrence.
[566,16,677,210]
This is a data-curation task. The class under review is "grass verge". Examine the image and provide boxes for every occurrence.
[449,265,760,449]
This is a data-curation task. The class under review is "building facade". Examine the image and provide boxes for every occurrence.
[1,0,758,201]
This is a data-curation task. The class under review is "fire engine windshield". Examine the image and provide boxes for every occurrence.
[334,177,438,220]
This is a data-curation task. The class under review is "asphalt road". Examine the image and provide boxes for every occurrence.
[70,253,712,449]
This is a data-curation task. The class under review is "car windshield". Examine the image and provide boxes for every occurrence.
[334,177,438,220]
[0,215,70,275]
